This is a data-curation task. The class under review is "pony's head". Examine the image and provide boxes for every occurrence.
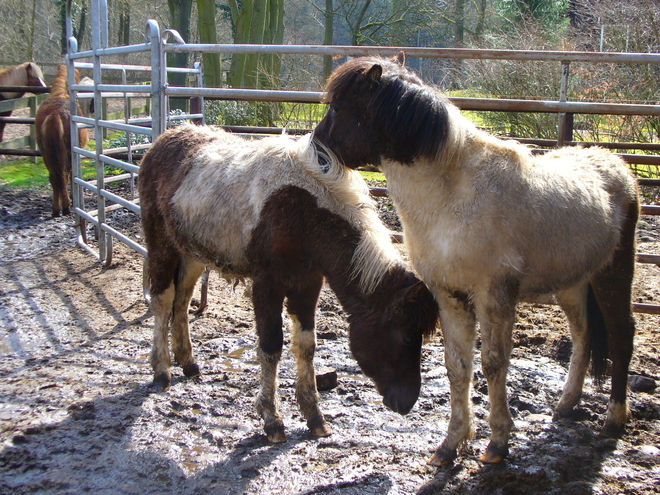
[348,270,438,415]
[314,52,451,168]
[25,62,46,88]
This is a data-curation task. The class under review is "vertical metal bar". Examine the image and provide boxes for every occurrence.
[67,37,83,236]
[147,20,164,139]
[91,0,107,263]
[557,61,570,147]
[28,95,38,164]
[195,61,205,125]
[100,0,109,49]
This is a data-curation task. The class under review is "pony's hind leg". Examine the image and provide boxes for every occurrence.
[145,247,181,391]
[554,282,590,419]
[428,289,477,467]
[591,200,638,437]
[286,274,329,438]
[253,277,287,443]
[171,256,206,378]
[150,282,175,391]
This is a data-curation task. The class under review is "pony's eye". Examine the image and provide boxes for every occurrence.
[403,334,414,345]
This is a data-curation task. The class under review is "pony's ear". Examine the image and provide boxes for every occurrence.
[366,64,383,85]
[393,51,406,66]
[403,280,426,304]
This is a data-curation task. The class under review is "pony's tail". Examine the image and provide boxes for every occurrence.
[40,114,69,183]
[587,283,609,386]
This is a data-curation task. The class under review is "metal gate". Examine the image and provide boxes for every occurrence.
[66,0,660,313]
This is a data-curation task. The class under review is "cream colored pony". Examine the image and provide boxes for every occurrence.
[314,53,639,466]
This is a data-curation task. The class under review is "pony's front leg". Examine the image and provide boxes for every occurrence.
[474,283,517,464]
[287,274,330,437]
[428,290,476,467]
[253,279,287,443]
[171,257,206,378]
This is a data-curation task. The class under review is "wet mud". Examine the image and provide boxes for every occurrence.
[0,185,659,494]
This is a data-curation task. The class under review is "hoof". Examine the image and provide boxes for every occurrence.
[480,442,508,464]
[310,424,332,438]
[603,420,625,438]
[182,363,201,378]
[152,372,171,392]
[427,446,457,467]
[265,422,286,444]
[266,431,287,443]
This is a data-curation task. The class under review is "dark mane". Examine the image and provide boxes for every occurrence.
[324,57,452,163]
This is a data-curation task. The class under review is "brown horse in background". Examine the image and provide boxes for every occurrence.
[35,65,89,217]
[0,62,46,142]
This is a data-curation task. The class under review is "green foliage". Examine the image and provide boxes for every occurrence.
[495,0,569,29]
[205,100,326,128]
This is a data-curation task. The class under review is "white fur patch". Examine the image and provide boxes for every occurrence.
[172,127,400,294]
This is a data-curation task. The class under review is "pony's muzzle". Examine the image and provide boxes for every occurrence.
[382,383,420,415]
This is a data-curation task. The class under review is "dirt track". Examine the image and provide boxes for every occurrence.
[0,184,659,494]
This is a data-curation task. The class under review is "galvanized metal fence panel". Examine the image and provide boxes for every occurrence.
[60,0,660,313]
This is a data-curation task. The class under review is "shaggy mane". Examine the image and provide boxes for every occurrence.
[295,133,401,294]
[323,57,453,163]
[50,65,71,98]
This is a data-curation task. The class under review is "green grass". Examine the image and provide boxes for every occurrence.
[0,157,97,189]
[359,170,386,182]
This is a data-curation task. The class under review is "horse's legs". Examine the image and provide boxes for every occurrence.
[150,280,175,391]
[0,111,9,142]
[428,290,476,467]
[554,283,590,418]
[286,273,329,437]
[592,202,637,436]
[473,280,517,464]
[145,245,181,391]
[60,164,72,216]
[171,256,206,378]
[253,277,287,443]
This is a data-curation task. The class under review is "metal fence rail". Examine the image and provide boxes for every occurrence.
[59,0,660,314]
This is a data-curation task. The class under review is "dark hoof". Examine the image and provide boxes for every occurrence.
[308,417,331,437]
[152,372,171,392]
[265,423,287,443]
[428,446,457,466]
[182,363,201,377]
[480,442,509,464]
[603,421,625,438]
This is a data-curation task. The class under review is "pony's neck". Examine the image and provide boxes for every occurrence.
[50,67,70,98]
[319,231,403,317]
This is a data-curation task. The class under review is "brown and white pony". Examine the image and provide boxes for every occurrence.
[314,53,639,465]
[35,65,89,217]
[0,62,46,142]
[138,124,439,443]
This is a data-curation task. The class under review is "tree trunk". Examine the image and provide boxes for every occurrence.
[198,0,223,87]
[167,0,193,110]
[323,0,334,81]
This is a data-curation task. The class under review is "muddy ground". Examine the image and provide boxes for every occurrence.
[0,168,659,494]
